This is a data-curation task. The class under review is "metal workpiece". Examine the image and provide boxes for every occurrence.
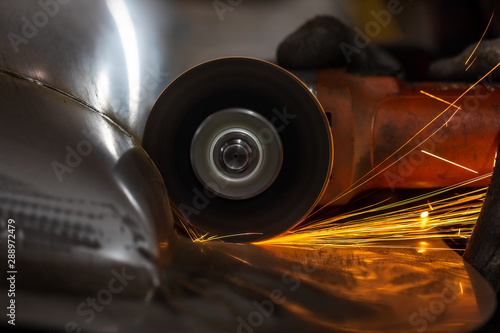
[8,237,497,332]
[0,0,175,141]
[0,71,173,311]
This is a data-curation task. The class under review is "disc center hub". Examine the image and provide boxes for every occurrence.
[220,139,252,172]
[190,108,283,200]
[213,130,261,178]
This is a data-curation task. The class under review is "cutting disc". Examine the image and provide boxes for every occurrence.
[144,57,333,241]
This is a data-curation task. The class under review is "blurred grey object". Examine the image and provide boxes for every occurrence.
[430,38,500,82]
[276,15,402,76]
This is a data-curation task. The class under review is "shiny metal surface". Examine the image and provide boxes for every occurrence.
[190,108,283,200]
[0,71,173,304]
[0,0,175,141]
[8,235,496,332]
[220,139,255,173]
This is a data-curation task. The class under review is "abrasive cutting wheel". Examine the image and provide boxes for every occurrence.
[144,57,333,242]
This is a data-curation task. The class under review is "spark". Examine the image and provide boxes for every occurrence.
[460,282,464,294]
[421,150,478,174]
[465,11,495,65]
[420,211,429,219]
[255,174,491,249]
[192,232,262,243]
[223,252,253,266]
[466,56,477,71]
[171,204,259,243]
[319,107,460,210]
[419,91,461,110]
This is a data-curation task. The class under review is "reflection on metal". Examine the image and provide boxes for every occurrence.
[163,238,496,333]
[9,236,497,332]
[0,0,174,141]
[106,0,141,126]
[0,71,172,303]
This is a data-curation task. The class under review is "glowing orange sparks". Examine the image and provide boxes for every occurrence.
[420,90,461,110]
[421,150,478,174]
[465,11,495,66]
[466,56,477,71]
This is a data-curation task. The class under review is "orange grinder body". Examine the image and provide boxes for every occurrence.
[315,68,500,206]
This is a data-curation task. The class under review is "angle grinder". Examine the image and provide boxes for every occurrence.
[144,57,500,241]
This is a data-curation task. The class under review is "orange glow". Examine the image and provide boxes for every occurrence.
[255,176,490,249]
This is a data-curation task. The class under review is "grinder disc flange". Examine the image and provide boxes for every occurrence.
[144,57,333,242]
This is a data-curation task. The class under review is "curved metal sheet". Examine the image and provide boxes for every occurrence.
[6,235,496,332]
[0,0,176,141]
[0,72,173,305]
